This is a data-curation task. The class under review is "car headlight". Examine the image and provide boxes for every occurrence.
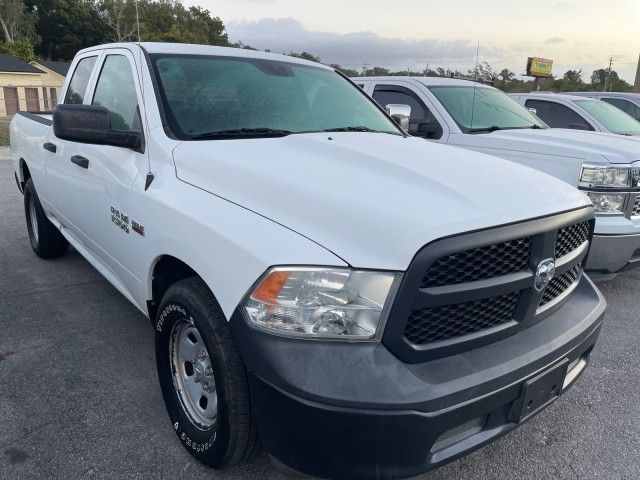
[580,165,630,188]
[586,192,625,213]
[242,267,401,339]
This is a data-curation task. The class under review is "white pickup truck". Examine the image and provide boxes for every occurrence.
[11,43,605,479]
[509,92,640,136]
[357,76,640,278]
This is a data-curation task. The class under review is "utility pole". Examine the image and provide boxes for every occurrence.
[635,54,640,93]
[362,63,369,76]
[604,56,614,92]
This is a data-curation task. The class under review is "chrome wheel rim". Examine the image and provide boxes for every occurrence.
[29,196,39,244]
[170,321,217,429]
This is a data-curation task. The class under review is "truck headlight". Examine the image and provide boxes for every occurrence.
[586,192,625,213]
[242,267,400,339]
[580,165,630,188]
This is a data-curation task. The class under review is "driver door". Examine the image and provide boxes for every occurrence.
[64,48,148,297]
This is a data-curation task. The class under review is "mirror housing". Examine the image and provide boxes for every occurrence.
[53,104,143,152]
[385,104,411,132]
[568,123,592,131]
[417,122,438,135]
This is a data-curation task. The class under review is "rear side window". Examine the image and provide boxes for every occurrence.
[92,55,140,131]
[601,98,640,121]
[524,99,594,131]
[64,56,97,104]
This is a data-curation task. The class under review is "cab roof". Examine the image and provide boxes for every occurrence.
[77,42,333,71]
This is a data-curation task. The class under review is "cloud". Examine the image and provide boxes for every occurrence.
[545,37,565,44]
[227,18,478,70]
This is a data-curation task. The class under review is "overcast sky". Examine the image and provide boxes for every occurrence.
[187,0,639,81]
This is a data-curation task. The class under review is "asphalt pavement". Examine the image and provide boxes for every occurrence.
[1,150,639,479]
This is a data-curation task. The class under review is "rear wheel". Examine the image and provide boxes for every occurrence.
[155,277,259,468]
[23,178,68,259]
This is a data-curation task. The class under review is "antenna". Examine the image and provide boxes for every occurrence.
[134,0,153,190]
[470,41,480,130]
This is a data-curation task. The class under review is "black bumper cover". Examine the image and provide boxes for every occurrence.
[231,276,605,480]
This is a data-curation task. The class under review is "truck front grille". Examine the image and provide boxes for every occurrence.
[421,238,530,288]
[405,292,520,345]
[383,210,595,363]
[555,221,590,258]
[539,265,581,308]
[631,196,640,217]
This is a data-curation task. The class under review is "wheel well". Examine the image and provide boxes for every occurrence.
[148,255,198,321]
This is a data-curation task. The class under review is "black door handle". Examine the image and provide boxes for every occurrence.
[70,155,89,169]
[43,142,57,153]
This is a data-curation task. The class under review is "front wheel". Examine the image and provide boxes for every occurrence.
[23,178,68,259]
[154,277,259,468]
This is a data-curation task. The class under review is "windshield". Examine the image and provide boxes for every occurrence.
[149,54,401,139]
[573,99,640,135]
[429,86,547,132]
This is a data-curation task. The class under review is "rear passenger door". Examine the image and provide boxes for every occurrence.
[44,52,99,223]
[65,48,147,298]
[371,83,446,141]
[524,99,595,131]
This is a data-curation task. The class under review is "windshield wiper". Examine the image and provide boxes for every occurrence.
[191,128,293,139]
[323,126,381,133]
[467,125,503,133]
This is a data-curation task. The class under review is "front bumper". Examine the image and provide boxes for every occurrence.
[231,276,605,480]
[586,233,640,274]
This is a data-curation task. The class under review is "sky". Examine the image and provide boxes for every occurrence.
[187,0,640,82]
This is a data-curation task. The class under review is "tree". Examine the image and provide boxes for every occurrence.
[288,51,320,63]
[26,0,110,61]
[98,0,137,42]
[553,69,587,91]
[0,0,37,43]
[590,68,632,92]
[0,38,35,61]
[468,61,495,80]
[364,66,390,76]
[329,64,359,77]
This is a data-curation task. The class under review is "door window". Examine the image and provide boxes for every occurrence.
[373,86,443,139]
[92,55,140,131]
[601,98,640,121]
[64,56,98,104]
[524,99,593,130]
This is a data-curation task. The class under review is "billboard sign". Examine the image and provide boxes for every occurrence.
[527,57,554,78]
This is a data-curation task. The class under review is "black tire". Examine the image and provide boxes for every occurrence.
[23,178,68,259]
[155,277,259,469]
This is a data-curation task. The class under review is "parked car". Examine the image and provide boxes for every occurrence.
[11,43,605,480]
[509,92,640,136]
[356,76,640,277]
[564,92,640,122]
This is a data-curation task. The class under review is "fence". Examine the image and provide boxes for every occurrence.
[0,86,61,146]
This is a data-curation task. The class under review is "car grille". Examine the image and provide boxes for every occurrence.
[383,211,594,362]
[555,221,590,258]
[405,292,520,344]
[539,265,581,308]
[631,196,640,217]
[421,238,530,288]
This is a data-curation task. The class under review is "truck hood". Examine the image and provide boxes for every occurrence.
[173,133,590,270]
[451,128,640,164]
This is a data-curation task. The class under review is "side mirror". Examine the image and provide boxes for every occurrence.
[417,122,438,135]
[568,123,592,131]
[527,107,537,115]
[386,104,411,132]
[53,104,143,152]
